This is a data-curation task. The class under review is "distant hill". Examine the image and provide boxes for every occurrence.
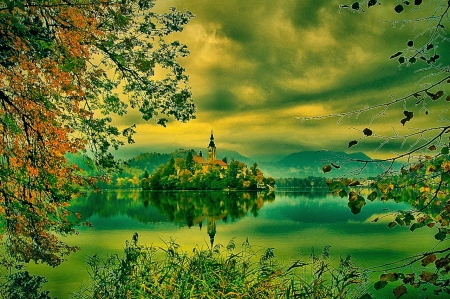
[257,151,395,178]
[116,149,396,179]
[216,149,254,165]
[126,149,196,174]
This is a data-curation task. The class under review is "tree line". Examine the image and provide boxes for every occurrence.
[141,152,276,190]
[275,177,328,189]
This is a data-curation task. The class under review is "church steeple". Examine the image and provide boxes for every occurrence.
[207,130,216,162]
[208,130,216,148]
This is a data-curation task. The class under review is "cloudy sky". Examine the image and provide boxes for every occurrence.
[116,0,449,160]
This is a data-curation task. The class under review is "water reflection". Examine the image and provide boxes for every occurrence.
[71,190,275,246]
[36,190,438,299]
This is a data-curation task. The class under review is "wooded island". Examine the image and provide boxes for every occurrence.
[141,132,275,190]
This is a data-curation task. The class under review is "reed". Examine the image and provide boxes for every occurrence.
[71,235,370,299]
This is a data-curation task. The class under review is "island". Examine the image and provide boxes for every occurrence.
[141,131,275,190]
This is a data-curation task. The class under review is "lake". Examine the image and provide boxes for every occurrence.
[28,189,443,298]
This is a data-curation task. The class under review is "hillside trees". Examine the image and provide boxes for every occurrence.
[185,151,195,172]
[0,0,195,266]
[142,157,275,190]
[301,1,450,297]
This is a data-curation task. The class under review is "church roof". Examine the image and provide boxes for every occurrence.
[212,159,227,167]
[193,155,207,165]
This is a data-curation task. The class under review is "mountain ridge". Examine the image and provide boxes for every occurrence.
[124,148,392,178]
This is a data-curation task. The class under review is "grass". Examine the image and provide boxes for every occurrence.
[69,234,371,299]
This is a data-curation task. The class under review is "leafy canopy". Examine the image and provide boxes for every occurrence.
[307,0,450,297]
[0,0,195,266]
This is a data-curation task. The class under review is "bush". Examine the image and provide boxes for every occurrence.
[0,270,53,299]
[74,235,370,299]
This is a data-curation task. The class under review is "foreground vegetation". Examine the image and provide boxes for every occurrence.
[0,236,370,299]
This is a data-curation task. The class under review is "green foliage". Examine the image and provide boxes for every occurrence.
[74,236,281,298]
[318,2,450,295]
[251,162,259,175]
[0,270,53,299]
[1,0,195,266]
[285,246,370,299]
[127,151,183,173]
[185,151,195,173]
[74,237,370,299]
[327,151,450,296]
[371,259,450,298]
[142,157,275,190]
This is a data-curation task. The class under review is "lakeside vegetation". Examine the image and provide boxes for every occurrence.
[276,177,328,189]
[78,149,330,190]
[69,236,369,299]
[141,152,276,190]
[69,150,333,191]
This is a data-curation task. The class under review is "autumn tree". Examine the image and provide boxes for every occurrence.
[301,1,450,297]
[0,0,195,267]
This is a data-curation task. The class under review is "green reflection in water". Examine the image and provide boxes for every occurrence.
[27,190,440,298]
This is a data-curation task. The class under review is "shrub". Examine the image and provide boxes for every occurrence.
[74,235,370,299]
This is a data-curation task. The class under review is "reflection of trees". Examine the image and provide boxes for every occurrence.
[141,191,275,226]
[69,190,168,224]
[276,190,329,199]
[70,190,275,246]
[140,191,275,225]
[141,191,275,246]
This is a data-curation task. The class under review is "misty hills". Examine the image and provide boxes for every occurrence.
[125,149,393,179]
[258,151,393,178]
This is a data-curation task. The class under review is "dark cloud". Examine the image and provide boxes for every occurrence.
[288,0,331,28]
[117,1,449,160]
[199,88,239,112]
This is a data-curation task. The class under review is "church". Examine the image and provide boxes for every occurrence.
[193,131,228,169]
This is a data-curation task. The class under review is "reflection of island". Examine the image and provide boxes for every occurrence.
[70,190,275,247]
[141,191,275,246]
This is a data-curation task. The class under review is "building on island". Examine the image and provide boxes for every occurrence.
[192,150,207,166]
[193,131,228,169]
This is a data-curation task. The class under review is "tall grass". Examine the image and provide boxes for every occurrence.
[72,234,371,299]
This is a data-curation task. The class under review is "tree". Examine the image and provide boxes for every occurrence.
[143,169,150,180]
[185,151,195,173]
[0,270,53,299]
[174,157,185,174]
[0,0,195,266]
[250,162,259,176]
[163,158,176,177]
[302,1,450,297]
[225,160,241,188]
[149,165,164,190]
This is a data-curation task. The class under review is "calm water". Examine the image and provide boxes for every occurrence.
[28,189,442,298]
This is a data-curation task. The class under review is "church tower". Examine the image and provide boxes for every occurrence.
[207,130,216,163]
